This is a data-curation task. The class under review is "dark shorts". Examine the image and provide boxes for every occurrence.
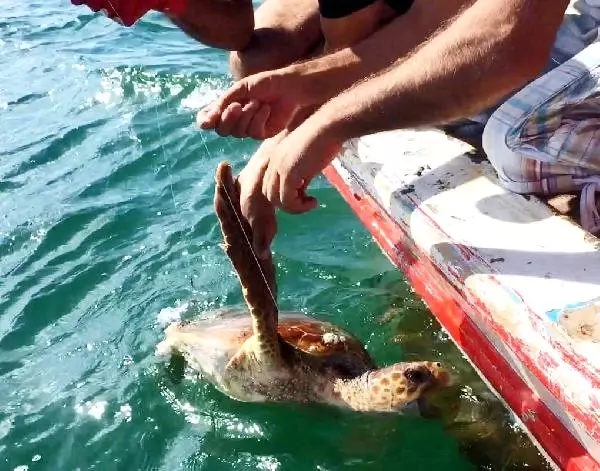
[319,0,414,19]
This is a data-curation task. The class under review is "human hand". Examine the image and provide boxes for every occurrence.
[236,136,287,258]
[261,122,343,214]
[197,69,310,140]
[71,0,186,26]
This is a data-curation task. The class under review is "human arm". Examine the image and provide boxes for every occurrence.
[314,0,569,140]
[260,0,570,213]
[166,0,254,51]
[198,0,471,137]
[71,0,254,51]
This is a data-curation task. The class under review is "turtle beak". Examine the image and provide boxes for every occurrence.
[430,362,452,388]
[406,362,451,391]
[401,361,451,395]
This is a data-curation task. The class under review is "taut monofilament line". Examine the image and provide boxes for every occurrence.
[216,165,279,310]
[103,0,279,309]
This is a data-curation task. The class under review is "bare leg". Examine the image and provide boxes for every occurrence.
[229,0,323,79]
[321,0,399,52]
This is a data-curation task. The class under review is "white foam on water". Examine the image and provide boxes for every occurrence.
[115,404,132,422]
[74,400,108,420]
[93,74,124,107]
[0,417,13,441]
[180,81,224,111]
[17,41,32,50]
[156,301,189,327]
[185,413,200,425]
[225,419,266,439]
[169,84,183,96]
[29,228,47,243]
[256,456,280,471]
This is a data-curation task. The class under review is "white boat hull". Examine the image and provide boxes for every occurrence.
[323,128,600,470]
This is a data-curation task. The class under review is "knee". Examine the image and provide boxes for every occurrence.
[228,26,322,79]
[228,32,306,79]
[228,38,283,79]
[481,118,501,171]
[482,117,531,192]
[229,50,250,80]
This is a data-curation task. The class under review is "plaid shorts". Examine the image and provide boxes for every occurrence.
[482,42,600,234]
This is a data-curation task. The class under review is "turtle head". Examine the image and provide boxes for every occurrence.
[333,361,450,413]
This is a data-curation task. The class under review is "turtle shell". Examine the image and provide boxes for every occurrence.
[276,314,376,377]
[277,316,367,356]
[159,309,376,379]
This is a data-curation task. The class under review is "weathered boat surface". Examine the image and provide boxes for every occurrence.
[323,128,600,471]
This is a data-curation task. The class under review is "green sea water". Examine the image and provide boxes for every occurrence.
[1,2,552,470]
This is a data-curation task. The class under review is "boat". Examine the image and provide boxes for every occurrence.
[323,128,600,470]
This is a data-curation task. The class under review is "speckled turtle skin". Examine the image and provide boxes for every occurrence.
[156,162,449,412]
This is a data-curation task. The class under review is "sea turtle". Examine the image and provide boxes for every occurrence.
[156,162,450,412]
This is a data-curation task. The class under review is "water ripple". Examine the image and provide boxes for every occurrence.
[4,118,110,180]
[0,1,551,470]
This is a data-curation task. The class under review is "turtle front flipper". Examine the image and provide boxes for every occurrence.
[214,161,281,367]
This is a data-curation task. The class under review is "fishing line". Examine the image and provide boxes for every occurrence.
[153,105,177,210]
[103,0,196,291]
[103,0,278,306]
[197,129,279,310]
[152,96,200,292]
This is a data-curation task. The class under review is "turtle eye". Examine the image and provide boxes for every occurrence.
[404,368,431,384]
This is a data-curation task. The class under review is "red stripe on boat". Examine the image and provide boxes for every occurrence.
[323,164,599,471]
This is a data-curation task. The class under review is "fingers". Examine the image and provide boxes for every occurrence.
[229,100,260,138]
[231,101,271,140]
[264,104,295,139]
[200,101,271,140]
[238,154,276,259]
[263,167,318,215]
[197,81,249,130]
[197,105,219,130]
[247,104,271,140]
[262,166,281,209]
[215,102,243,137]
[197,75,286,139]
[247,207,276,260]
[281,177,318,214]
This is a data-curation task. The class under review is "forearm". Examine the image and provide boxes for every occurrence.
[290,0,472,105]
[168,0,254,50]
[314,0,568,139]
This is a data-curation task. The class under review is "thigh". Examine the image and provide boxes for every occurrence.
[483,43,600,194]
[483,106,599,196]
[383,0,414,16]
[230,0,323,78]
